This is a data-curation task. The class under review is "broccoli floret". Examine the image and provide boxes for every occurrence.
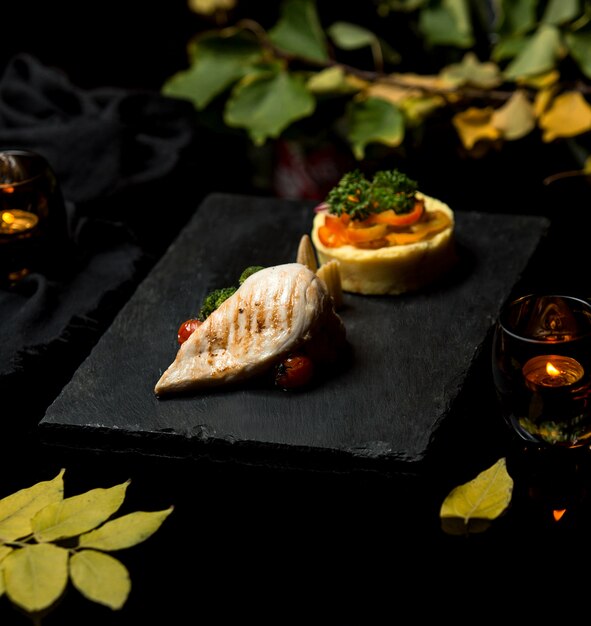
[197,266,267,321]
[239,265,265,285]
[198,286,237,321]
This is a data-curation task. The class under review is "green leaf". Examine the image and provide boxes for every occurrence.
[0,469,64,542]
[541,0,580,26]
[269,0,328,62]
[345,97,405,160]
[504,24,563,79]
[162,33,263,109]
[491,35,529,62]
[32,481,130,542]
[328,21,378,50]
[70,550,130,610]
[419,0,474,48]
[441,51,502,88]
[497,0,537,35]
[440,458,513,535]
[4,544,68,612]
[78,507,173,551]
[566,31,591,80]
[224,70,315,145]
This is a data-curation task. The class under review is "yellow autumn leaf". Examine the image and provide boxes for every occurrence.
[517,69,560,89]
[492,89,536,140]
[390,71,455,91]
[440,457,513,535]
[33,480,130,542]
[400,95,446,126]
[366,81,446,125]
[534,84,558,118]
[69,550,130,610]
[188,0,235,15]
[540,91,591,141]
[0,546,10,597]
[307,66,366,94]
[367,81,420,104]
[0,545,12,561]
[3,544,68,612]
[441,51,502,88]
[78,507,173,551]
[0,469,65,542]
[452,106,501,150]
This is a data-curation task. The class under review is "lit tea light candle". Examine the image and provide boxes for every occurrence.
[0,209,39,235]
[522,354,584,391]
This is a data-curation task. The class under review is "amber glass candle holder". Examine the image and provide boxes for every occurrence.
[0,150,68,285]
[492,294,591,449]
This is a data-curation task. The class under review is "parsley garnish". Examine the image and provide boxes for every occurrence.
[326,170,372,220]
[326,169,419,220]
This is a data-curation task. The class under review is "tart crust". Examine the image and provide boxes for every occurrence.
[310,192,456,295]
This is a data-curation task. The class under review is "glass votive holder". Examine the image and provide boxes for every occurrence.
[0,150,68,285]
[492,294,591,449]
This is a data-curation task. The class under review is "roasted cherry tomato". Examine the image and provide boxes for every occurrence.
[274,354,315,390]
[177,318,202,344]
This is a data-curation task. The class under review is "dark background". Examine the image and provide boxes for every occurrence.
[1,2,591,624]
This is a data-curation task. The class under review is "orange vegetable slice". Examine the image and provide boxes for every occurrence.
[318,225,346,247]
[385,210,452,245]
[346,223,388,243]
[364,200,425,227]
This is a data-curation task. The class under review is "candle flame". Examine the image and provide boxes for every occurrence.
[553,509,566,522]
[546,361,561,377]
[1,211,15,225]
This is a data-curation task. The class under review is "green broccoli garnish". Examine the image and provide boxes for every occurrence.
[198,286,238,321]
[326,168,419,220]
[239,265,265,284]
[197,266,267,321]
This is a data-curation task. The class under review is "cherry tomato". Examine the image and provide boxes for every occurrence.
[177,318,202,344]
[274,354,315,390]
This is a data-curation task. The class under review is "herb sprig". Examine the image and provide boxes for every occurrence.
[326,169,419,220]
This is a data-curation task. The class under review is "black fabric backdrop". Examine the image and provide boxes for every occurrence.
[0,54,198,423]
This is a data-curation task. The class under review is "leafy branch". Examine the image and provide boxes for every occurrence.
[163,0,591,166]
[0,469,172,621]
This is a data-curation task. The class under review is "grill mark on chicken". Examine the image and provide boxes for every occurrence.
[154,263,346,396]
[256,298,266,334]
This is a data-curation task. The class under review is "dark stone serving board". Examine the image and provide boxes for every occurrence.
[39,193,549,474]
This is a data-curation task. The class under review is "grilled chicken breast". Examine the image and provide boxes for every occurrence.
[154,263,346,396]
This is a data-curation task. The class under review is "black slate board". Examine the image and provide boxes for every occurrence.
[39,193,549,473]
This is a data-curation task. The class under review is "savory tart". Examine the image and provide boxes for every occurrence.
[310,169,457,295]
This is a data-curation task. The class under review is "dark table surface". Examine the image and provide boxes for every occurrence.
[3,170,591,625]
